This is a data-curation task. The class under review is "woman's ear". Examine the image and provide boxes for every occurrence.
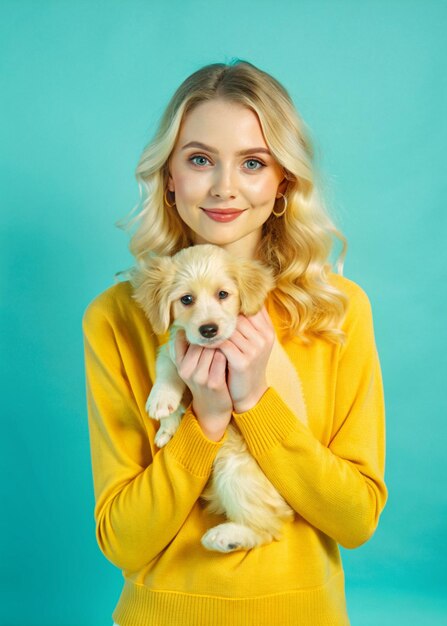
[131,256,177,334]
[277,175,290,198]
[166,160,175,192]
[229,258,275,315]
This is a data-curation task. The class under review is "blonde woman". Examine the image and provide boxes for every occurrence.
[83,60,387,626]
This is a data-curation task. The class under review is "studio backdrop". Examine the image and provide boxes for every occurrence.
[1,1,446,625]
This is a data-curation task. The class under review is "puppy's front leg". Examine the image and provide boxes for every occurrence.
[146,341,186,447]
[153,407,184,448]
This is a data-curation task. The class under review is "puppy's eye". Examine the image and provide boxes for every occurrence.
[218,291,229,300]
[180,294,194,306]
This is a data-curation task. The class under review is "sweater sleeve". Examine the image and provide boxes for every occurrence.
[232,285,387,549]
[82,293,222,572]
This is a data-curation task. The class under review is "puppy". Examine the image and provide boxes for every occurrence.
[132,244,295,552]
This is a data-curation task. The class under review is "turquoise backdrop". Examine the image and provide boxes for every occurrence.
[1,1,446,625]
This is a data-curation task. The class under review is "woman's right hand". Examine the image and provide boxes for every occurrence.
[174,330,233,442]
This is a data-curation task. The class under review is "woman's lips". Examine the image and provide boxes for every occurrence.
[201,208,245,222]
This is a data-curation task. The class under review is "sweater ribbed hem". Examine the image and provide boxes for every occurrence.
[164,409,223,477]
[112,572,350,626]
[233,387,300,458]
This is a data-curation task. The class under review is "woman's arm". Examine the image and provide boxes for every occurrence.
[223,287,387,549]
[83,295,223,572]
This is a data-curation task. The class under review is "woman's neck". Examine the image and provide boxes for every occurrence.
[191,228,262,261]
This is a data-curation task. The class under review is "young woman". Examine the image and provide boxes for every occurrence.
[83,60,387,626]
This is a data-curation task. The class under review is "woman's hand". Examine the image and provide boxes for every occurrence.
[174,330,232,442]
[218,306,275,413]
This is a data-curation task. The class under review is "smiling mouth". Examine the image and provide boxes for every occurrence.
[201,208,245,214]
[200,208,245,222]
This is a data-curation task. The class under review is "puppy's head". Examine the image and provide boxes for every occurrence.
[132,244,275,345]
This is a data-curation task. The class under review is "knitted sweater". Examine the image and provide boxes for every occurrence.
[82,273,387,626]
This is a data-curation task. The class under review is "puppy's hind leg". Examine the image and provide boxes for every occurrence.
[201,522,272,553]
[201,425,294,553]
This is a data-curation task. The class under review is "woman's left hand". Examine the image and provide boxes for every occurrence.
[217,306,275,413]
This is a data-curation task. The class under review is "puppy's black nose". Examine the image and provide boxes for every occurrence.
[199,323,219,338]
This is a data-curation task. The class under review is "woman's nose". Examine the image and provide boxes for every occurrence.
[210,164,237,199]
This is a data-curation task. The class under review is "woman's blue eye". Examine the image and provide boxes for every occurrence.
[189,155,265,170]
[190,155,210,166]
[245,159,264,170]
[180,294,194,305]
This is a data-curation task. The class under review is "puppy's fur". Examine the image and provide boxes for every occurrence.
[132,244,294,553]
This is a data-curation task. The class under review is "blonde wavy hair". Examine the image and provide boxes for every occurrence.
[117,59,348,343]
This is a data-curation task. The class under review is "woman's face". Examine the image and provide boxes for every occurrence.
[167,98,287,259]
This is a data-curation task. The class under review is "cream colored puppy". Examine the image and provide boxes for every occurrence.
[132,244,295,553]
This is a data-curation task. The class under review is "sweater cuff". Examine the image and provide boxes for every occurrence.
[165,408,224,477]
[232,387,301,458]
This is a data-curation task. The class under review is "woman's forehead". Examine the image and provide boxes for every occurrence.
[176,99,267,150]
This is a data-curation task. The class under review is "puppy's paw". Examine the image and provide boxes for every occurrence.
[201,523,267,553]
[154,428,174,448]
[153,410,183,448]
[146,387,182,420]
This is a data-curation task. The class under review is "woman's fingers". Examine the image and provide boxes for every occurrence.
[192,349,228,386]
[234,307,274,338]
[220,308,273,357]
[193,348,217,382]
[207,350,227,387]
[174,330,227,385]
[175,330,203,374]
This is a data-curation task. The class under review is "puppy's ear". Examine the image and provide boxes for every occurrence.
[131,256,177,334]
[229,258,276,315]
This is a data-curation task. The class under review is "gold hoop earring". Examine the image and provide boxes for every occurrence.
[272,193,287,217]
[164,188,176,208]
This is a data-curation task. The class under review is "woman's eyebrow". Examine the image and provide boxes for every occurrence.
[181,141,271,156]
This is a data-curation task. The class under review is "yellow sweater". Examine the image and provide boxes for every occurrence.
[82,274,387,626]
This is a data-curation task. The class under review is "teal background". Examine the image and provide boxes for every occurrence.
[1,1,446,624]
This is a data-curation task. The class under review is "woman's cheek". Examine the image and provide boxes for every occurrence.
[179,171,210,201]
